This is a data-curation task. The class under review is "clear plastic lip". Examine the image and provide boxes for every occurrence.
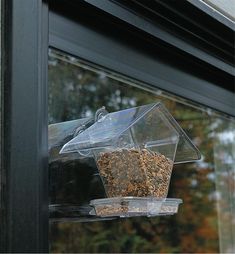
[90,197,183,204]
[90,197,183,218]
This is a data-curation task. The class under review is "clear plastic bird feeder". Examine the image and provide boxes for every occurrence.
[60,102,201,217]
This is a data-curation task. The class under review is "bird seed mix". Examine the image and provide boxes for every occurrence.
[97,148,173,198]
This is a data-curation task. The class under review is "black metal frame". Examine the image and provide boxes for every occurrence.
[86,0,234,75]
[187,0,235,28]
[49,0,234,116]
[0,0,48,252]
[0,0,234,252]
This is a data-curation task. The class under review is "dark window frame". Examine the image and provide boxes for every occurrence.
[0,0,234,252]
[49,1,234,117]
[0,0,49,252]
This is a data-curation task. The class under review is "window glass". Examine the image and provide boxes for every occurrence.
[48,48,235,253]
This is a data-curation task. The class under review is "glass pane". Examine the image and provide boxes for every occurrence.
[48,48,235,253]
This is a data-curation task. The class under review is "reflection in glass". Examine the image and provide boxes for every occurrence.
[213,122,235,253]
[48,49,235,253]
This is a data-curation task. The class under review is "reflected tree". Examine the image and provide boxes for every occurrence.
[48,49,234,253]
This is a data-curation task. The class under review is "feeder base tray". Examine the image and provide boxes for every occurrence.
[90,197,182,218]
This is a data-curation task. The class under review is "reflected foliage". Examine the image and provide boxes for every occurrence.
[49,49,235,253]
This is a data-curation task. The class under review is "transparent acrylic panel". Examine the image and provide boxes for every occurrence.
[48,48,235,253]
